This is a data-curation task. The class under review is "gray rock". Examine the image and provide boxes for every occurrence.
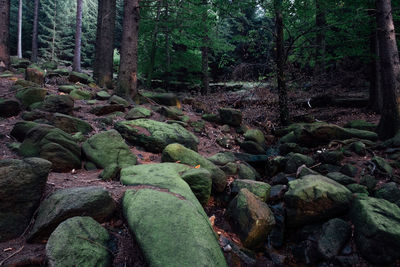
[318,218,351,259]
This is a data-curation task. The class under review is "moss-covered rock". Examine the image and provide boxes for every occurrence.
[181,168,212,205]
[344,120,376,132]
[238,163,259,180]
[138,91,178,106]
[0,98,21,118]
[240,140,266,154]
[10,121,38,141]
[28,186,116,242]
[219,108,242,127]
[231,179,271,202]
[109,95,130,107]
[115,119,199,152]
[25,64,45,84]
[90,104,125,116]
[51,113,93,134]
[319,150,344,165]
[372,156,393,176]
[202,113,219,123]
[41,94,74,114]
[58,85,77,94]
[69,89,93,100]
[317,218,351,259]
[340,164,358,177]
[96,90,111,100]
[162,143,226,192]
[285,153,314,174]
[347,183,369,195]
[375,182,400,207]
[46,216,112,267]
[244,129,265,145]
[68,71,93,84]
[208,152,236,166]
[284,175,352,227]
[125,106,152,120]
[326,172,356,185]
[16,87,46,107]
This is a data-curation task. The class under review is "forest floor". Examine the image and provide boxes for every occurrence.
[0,72,383,266]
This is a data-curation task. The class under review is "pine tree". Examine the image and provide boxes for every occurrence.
[0,0,10,69]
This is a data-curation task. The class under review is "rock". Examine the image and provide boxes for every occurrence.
[121,163,227,267]
[326,172,356,185]
[318,218,351,259]
[266,156,287,177]
[231,180,271,202]
[19,125,81,172]
[271,173,289,185]
[285,153,314,174]
[25,64,45,84]
[284,175,353,227]
[16,87,46,107]
[202,113,219,123]
[28,186,116,242]
[238,163,258,180]
[41,95,74,114]
[58,85,77,94]
[319,150,343,165]
[181,168,212,205]
[82,130,137,172]
[208,152,236,166]
[315,163,341,174]
[69,89,93,100]
[297,165,319,178]
[351,196,400,264]
[219,108,242,127]
[240,141,266,154]
[227,189,275,249]
[90,104,125,115]
[360,175,377,192]
[0,98,21,118]
[139,91,178,106]
[244,129,265,145]
[269,185,288,203]
[340,164,358,177]
[162,143,226,192]
[350,141,366,156]
[96,90,111,100]
[10,121,38,141]
[375,182,400,207]
[51,113,93,134]
[48,68,69,77]
[68,71,93,84]
[346,183,369,195]
[0,158,51,242]
[344,120,376,132]
[115,119,199,152]
[46,216,112,267]
[220,162,238,175]
[279,143,308,155]
[190,120,206,133]
[72,132,86,143]
[109,95,130,107]
[158,106,184,120]
[372,156,393,176]
[125,106,152,120]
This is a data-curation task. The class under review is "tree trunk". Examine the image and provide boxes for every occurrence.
[17,0,22,59]
[376,0,400,139]
[51,0,57,61]
[200,0,209,95]
[164,0,170,88]
[73,0,83,72]
[94,0,116,88]
[368,8,382,113]
[146,0,162,89]
[275,0,289,125]
[31,0,39,62]
[314,0,326,75]
[0,0,10,70]
[117,0,140,99]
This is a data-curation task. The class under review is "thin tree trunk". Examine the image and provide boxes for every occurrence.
[117,0,140,99]
[146,0,162,89]
[73,0,83,72]
[0,0,10,70]
[376,0,400,139]
[164,0,170,88]
[200,0,209,95]
[31,0,39,62]
[275,0,289,125]
[368,8,382,113]
[314,0,326,75]
[17,0,22,59]
[51,0,57,62]
[94,0,116,88]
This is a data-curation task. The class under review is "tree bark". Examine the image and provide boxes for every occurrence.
[0,0,10,70]
[314,0,326,75]
[94,0,116,88]
[368,8,382,113]
[117,0,140,99]
[17,0,22,59]
[73,0,83,72]
[164,0,170,88]
[275,0,289,125]
[146,0,162,89]
[200,0,209,95]
[376,0,400,139]
[31,0,39,62]
[51,0,57,61]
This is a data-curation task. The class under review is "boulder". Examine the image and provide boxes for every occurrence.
[317,218,351,259]
[240,141,266,154]
[16,87,46,107]
[351,196,400,264]
[285,153,314,174]
[202,113,219,123]
[51,113,93,134]
[19,125,81,172]
[139,91,178,106]
[90,104,125,116]
[238,163,259,180]
[181,168,212,205]
[109,95,130,107]
[0,158,51,242]
[28,186,116,242]
[25,64,45,84]
[372,156,393,176]
[375,182,400,207]
[0,98,21,117]
[115,119,199,152]
[46,216,112,267]
[340,164,358,177]
[58,85,77,94]
[162,143,226,192]
[344,120,376,132]
[96,90,111,100]
[69,89,93,100]
[244,129,265,145]
[219,108,242,126]
[279,143,308,155]
[68,71,93,84]
[41,95,74,114]
[227,189,275,249]
[10,121,38,141]
[125,106,152,120]
[284,175,353,227]
[347,183,369,195]
[319,150,343,165]
[208,152,236,166]
[231,179,271,202]
[326,172,356,185]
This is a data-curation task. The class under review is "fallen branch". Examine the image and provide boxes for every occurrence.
[0,246,24,266]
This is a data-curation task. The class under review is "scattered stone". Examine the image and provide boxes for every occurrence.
[227,189,275,249]
[326,172,356,185]
[69,71,93,84]
[46,216,112,267]
[220,124,231,133]
[372,156,393,176]
[340,164,358,177]
[238,163,258,180]
[351,141,366,156]
[344,120,376,132]
[219,108,242,127]
[181,168,212,205]
[25,64,45,84]
[317,218,351,259]
[285,153,314,174]
[231,180,271,202]
[109,95,130,107]
[16,87,46,107]
[244,129,265,145]
[28,186,116,242]
[360,175,377,192]
[125,106,152,120]
[51,113,93,134]
[90,104,125,115]
[202,113,219,123]
[10,121,38,141]
[58,85,77,94]
[96,90,111,100]
[347,183,369,195]
[319,150,344,165]
[0,158,51,242]
[41,95,74,114]
[0,98,20,118]
[375,182,400,207]
[70,89,93,100]
[190,120,206,133]
[139,91,178,106]
[240,140,266,154]
[208,152,236,166]
[285,175,353,227]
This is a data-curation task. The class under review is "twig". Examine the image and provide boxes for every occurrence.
[0,246,24,266]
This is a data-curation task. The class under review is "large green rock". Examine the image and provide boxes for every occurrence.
[0,158,51,242]
[70,89,93,100]
[51,113,93,134]
[244,129,265,145]
[208,152,236,166]
[227,189,275,249]
[109,95,130,107]
[27,186,116,242]
[0,98,21,118]
[41,95,74,114]
[162,143,226,192]
[219,108,242,127]
[351,196,400,264]
[285,153,314,173]
[372,156,393,176]
[82,130,137,173]
[115,119,199,152]
[25,64,45,84]
[46,216,112,267]
[375,182,400,207]
[284,175,353,227]
[181,168,212,205]
[10,121,38,141]
[125,106,152,120]
[19,125,81,172]
[16,87,46,107]
[231,179,271,202]
[317,218,351,259]
[68,71,93,84]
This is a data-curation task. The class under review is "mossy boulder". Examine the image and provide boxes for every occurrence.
[284,175,353,227]
[41,61,58,70]
[285,153,314,173]
[181,168,212,205]
[240,140,266,154]
[0,158,51,242]
[115,119,199,152]
[10,57,30,69]
[238,163,259,180]
[326,172,355,185]
[27,186,116,242]
[202,113,219,123]
[351,196,400,264]
[51,113,93,134]
[90,104,125,116]
[68,71,93,84]
[227,189,275,249]
[219,108,242,127]
[125,106,152,120]
[317,218,351,259]
[139,91,178,106]
[41,94,74,114]
[58,85,77,94]
[319,150,344,165]
[231,179,271,202]
[25,64,45,84]
[96,90,111,100]
[162,143,226,192]
[244,129,265,145]
[10,121,38,141]
[46,216,112,267]
[70,89,93,100]
[109,95,130,107]
[372,156,393,176]
[208,152,236,166]
[16,87,46,107]
[375,182,400,207]
[0,98,21,118]
[344,120,376,132]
